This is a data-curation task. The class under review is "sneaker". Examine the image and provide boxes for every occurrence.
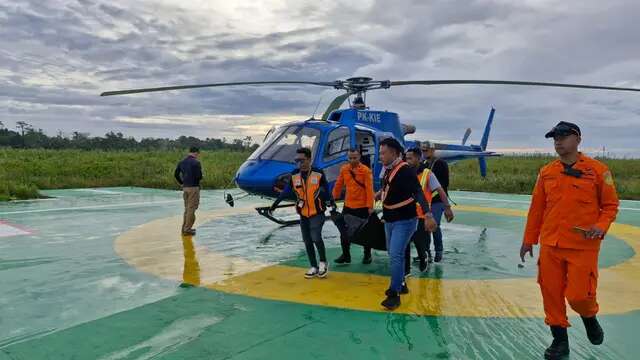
[318,262,328,278]
[334,254,351,264]
[304,267,318,279]
[434,251,443,263]
[381,292,401,310]
[182,229,196,236]
[582,316,604,345]
[419,258,428,272]
[362,255,372,265]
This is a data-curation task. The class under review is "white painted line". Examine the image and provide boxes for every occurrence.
[0,200,182,215]
[455,196,640,211]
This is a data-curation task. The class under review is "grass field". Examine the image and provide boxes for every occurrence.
[1,149,639,201]
[0,149,248,201]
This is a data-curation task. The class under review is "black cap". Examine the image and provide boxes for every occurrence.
[545,121,581,138]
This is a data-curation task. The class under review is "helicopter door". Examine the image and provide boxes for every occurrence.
[355,129,375,169]
[321,126,351,183]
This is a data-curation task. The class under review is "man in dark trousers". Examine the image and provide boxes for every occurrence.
[174,147,203,236]
[421,141,450,262]
[377,138,436,310]
[332,148,375,265]
[270,147,336,279]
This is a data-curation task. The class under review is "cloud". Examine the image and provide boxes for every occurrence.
[0,0,639,157]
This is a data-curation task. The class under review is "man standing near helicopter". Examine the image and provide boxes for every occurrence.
[520,122,619,359]
[270,147,336,279]
[376,138,436,310]
[421,141,450,263]
[332,147,375,265]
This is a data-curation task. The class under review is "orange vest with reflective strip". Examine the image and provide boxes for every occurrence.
[381,161,414,210]
[292,171,325,217]
[416,169,437,219]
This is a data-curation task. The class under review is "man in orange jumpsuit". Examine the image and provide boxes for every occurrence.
[332,148,375,264]
[520,121,619,359]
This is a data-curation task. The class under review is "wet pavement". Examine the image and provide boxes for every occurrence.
[1,188,639,359]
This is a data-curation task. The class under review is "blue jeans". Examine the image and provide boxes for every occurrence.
[384,218,418,292]
[427,202,445,253]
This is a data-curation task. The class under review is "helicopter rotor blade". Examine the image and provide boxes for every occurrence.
[321,91,354,121]
[100,81,339,96]
[389,80,640,93]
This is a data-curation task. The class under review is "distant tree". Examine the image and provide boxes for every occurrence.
[16,121,31,137]
[0,120,4,129]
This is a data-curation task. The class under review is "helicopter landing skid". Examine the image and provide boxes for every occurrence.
[255,204,300,226]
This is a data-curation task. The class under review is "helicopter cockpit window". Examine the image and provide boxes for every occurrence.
[323,126,350,162]
[258,126,320,163]
[247,126,286,160]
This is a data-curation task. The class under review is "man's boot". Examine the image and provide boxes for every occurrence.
[362,247,372,264]
[381,290,401,310]
[582,316,604,345]
[434,251,443,263]
[544,326,570,359]
[334,253,351,264]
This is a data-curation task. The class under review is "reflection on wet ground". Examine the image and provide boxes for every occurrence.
[1,188,639,359]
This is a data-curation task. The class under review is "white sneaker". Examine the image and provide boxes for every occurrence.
[318,262,328,278]
[304,267,318,279]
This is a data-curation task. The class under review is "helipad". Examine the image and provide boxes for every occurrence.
[1,188,639,359]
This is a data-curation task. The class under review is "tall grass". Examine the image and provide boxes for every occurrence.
[0,149,249,200]
[1,149,638,201]
[450,155,640,200]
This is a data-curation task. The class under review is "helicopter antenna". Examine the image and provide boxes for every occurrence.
[311,94,324,120]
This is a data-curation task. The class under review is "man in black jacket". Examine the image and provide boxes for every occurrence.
[421,141,451,262]
[377,138,436,310]
[175,147,203,236]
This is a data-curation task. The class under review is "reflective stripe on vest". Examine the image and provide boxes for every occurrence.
[417,169,437,218]
[292,171,323,217]
[381,161,414,209]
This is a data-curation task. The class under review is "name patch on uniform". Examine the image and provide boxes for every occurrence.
[604,171,615,186]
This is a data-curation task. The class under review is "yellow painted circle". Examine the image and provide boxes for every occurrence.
[114,205,640,317]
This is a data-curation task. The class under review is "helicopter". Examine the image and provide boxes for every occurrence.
[101,76,640,225]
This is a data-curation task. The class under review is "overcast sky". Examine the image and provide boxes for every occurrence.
[1,0,639,156]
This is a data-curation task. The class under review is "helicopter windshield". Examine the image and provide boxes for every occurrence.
[252,125,320,163]
[248,126,286,160]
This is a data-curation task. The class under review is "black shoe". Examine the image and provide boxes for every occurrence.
[362,255,372,264]
[419,258,427,272]
[381,292,401,310]
[544,326,570,360]
[385,284,409,296]
[434,251,443,263]
[334,254,351,264]
[582,316,604,345]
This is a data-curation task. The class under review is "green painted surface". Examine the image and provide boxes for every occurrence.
[1,188,639,359]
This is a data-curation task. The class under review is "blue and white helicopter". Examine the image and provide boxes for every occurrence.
[102,77,640,225]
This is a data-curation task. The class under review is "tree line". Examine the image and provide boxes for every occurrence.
[0,121,259,151]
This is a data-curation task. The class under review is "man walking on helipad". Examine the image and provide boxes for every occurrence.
[520,121,619,359]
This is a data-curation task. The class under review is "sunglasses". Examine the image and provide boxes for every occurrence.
[552,125,580,137]
[294,158,306,163]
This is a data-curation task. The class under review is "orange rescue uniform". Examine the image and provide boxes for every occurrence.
[523,153,619,327]
[332,163,374,210]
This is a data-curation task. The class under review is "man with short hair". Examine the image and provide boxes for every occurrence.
[404,147,454,273]
[174,147,203,236]
[421,141,450,262]
[332,148,375,264]
[520,121,619,359]
[271,147,336,279]
[376,138,436,310]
